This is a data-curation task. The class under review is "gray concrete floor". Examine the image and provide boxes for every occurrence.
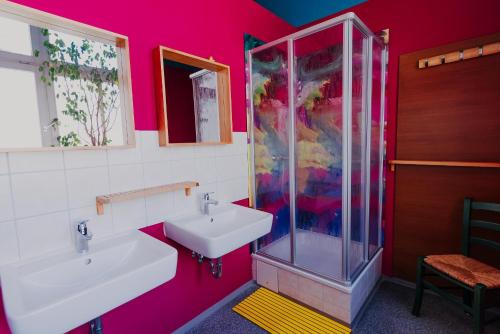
[186,281,500,333]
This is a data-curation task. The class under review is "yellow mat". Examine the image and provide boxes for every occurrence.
[233,287,351,334]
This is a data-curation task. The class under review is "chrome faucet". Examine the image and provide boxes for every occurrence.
[75,220,93,254]
[202,192,218,215]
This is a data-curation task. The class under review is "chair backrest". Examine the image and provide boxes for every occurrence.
[461,198,500,256]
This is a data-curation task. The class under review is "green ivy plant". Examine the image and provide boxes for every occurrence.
[35,28,120,146]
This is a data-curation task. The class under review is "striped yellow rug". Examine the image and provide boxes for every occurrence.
[233,287,351,334]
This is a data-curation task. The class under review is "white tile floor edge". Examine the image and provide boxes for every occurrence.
[171,280,256,334]
[0,131,249,266]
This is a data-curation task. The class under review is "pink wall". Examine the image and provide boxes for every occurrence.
[316,0,500,275]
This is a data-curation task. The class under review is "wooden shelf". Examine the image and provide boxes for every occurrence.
[96,181,199,215]
[388,160,500,172]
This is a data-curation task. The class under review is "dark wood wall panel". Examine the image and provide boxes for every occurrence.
[393,167,500,280]
[394,33,500,281]
[397,33,500,162]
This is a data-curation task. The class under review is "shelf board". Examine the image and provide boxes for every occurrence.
[388,160,500,172]
[96,181,199,215]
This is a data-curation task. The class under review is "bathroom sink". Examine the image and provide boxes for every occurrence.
[163,203,272,259]
[0,230,177,334]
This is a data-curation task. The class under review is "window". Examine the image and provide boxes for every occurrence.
[0,3,134,150]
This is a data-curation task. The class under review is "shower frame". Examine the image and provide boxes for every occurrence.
[247,13,387,285]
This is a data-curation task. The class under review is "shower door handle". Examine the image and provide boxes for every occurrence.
[271,155,289,161]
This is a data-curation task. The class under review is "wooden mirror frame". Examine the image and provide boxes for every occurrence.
[153,46,233,146]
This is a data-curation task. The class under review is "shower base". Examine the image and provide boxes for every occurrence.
[252,230,382,324]
[258,229,364,281]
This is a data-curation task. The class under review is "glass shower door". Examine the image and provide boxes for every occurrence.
[368,38,385,259]
[293,24,345,280]
[251,42,292,263]
[349,25,369,278]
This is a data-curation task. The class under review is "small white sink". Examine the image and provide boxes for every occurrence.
[163,204,272,259]
[0,230,177,334]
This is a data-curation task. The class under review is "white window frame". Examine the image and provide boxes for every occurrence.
[0,1,135,152]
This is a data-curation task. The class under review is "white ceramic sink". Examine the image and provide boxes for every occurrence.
[163,203,272,259]
[0,229,177,334]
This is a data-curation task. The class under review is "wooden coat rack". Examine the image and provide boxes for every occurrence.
[418,41,500,68]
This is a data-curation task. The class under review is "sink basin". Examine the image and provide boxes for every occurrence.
[163,203,272,259]
[0,229,177,334]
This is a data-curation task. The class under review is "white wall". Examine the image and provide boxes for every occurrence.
[0,131,249,265]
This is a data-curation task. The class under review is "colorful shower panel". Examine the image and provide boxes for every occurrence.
[251,43,291,261]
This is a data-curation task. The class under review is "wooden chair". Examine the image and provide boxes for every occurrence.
[412,198,500,334]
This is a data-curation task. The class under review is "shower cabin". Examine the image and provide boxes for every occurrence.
[248,13,387,323]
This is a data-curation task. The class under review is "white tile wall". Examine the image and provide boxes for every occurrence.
[0,153,8,174]
[0,131,249,265]
[9,151,64,173]
[0,176,14,222]
[107,134,142,165]
[63,150,107,169]
[11,171,68,218]
[109,164,144,193]
[0,221,19,264]
[16,212,71,258]
[143,161,172,187]
[111,199,147,232]
[66,167,109,209]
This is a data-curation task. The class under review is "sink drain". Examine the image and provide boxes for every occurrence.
[84,258,92,265]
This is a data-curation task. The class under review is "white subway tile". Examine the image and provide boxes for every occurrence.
[172,191,199,216]
[234,132,249,154]
[193,145,216,158]
[140,131,168,162]
[217,177,249,203]
[145,192,174,226]
[69,206,113,240]
[108,164,144,193]
[0,221,19,265]
[0,153,8,174]
[165,146,195,161]
[241,154,249,181]
[63,150,107,169]
[216,155,247,181]
[66,167,109,209]
[143,161,172,187]
[215,141,240,157]
[9,151,64,173]
[108,132,142,165]
[194,158,217,185]
[170,159,196,182]
[11,171,68,218]
[0,175,14,222]
[112,199,147,232]
[17,212,71,259]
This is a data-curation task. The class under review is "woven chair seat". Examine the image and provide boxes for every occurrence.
[425,254,500,289]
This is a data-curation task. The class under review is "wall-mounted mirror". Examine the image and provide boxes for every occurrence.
[154,46,232,145]
[0,2,135,151]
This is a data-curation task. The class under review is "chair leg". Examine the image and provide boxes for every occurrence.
[472,284,486,334]
[412,256,426,316]
[463,289,472,315]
